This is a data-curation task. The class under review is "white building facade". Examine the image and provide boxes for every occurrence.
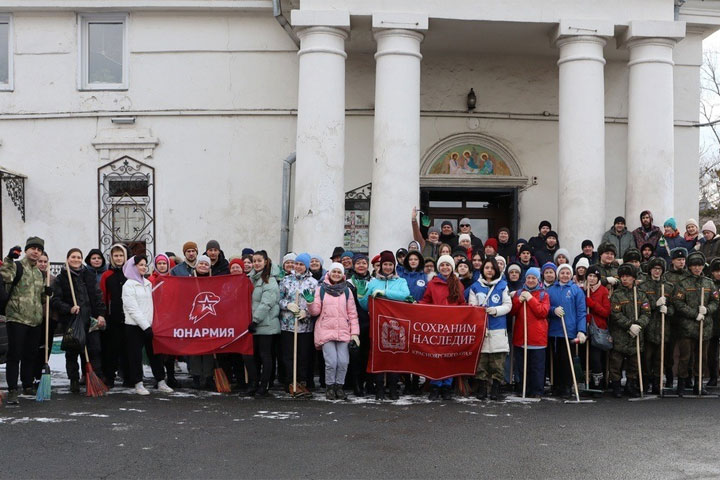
[0,0,718,265]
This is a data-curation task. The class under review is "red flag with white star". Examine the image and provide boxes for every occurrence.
[151,275,253,355]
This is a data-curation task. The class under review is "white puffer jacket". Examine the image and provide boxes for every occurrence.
[122,278,154,330]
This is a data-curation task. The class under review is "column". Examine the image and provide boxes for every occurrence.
[369,18,426,256]
[554,20,612,257]
[624,21,685,225]
[290,16,348,258]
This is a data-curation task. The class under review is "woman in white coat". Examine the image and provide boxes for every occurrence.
[122,254,173,395]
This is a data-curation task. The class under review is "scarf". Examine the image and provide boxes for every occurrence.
[122,256,145,284]
[323,280,348,297]
[684,232,697,242]
[522,282,542,293]
[664,229,680,239]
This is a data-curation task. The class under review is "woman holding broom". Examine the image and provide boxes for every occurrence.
[51,248,106,394]
[122,254,173,395]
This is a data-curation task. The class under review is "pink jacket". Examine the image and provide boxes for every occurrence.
[308,275,360,349]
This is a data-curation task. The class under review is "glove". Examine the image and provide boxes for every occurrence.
[576,332,587,344]
[248,322,258,334]
[372,290,385,298]
[697,313,705,322]
[302,289,315,303]
[144,327,153,340]
[656,296,666,307]
[606,276,618,286]
[486,307,498,316]
[295,310,308,321]
[699,306,708,316]
[7,246,21,259]
[659,305,667,314]
[44,286,53,297]
[351,335,360,347]
[554,306,565,317]
[287,303,300,314]
[355,281,368,297]
[519,291,532,303]
[404,295,416,303]
[629,324,641,337]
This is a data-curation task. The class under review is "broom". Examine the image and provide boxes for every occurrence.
[66,262,107,397]
[213,354,231,393]
[35,271,52,401]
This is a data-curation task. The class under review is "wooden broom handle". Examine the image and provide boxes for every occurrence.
[65,262,78,307]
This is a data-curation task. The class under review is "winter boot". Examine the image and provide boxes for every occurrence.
[22,385,35,396]
[388,384,399,401]
[693,380,709,396]
[627,380,640,398]
[665,370,674,390]
[707,375,717,387]
[192,375,202,390]
[6,389,18,405]
[476,380,487,400]
[325,384,336,400]
[441,386,453,401]
[70,379,80,394]
[156,380,174,394]
[335,384,347,400]
[490,380,502,401]
[166,372,179,389]
[612,380,623,398]
[375,386,386,401]
[650,377,661,395]
[429,386,440,401]
[676,377,686,398]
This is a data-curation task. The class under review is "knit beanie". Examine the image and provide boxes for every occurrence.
[229,258,245,270]
[428,226,441,235]
[542,262,557,273]
[686,218,699,229]
[663,217,677,230]
[206,240,220,251]
[538,220,551,231]
[341,251,354,260]
[485,238,498,251]
[613,216,626,225]
[702,221,717,235]
[310,253,324,265]
[581,239,594,249]
[525,267,541,280]
[557,264,573,276]
[379,250,395,265]
[437,255,455,270]
[295,253,311,270]
[183,241,198,254]
[353,253,369,265]
[519,243,533,255]
[458,233,471,243]
[196,254,211,266]
[441,220,453,229]
[282,253,297,264]
[575,257,590,270]
[241,248,254,256]
[586,265,601,278]
[553,248,570,262]
[25,236,44,251]
[154,253,169,268]
[546,230,558,240]
[507,263,522,274]
[459,217,471,227]
[329,262,345,275]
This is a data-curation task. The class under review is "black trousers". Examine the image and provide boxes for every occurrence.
[125,325,165,385]
[33,318,57,380]
[549,337,572,391]
[280,330,314,386]
[347,326,370,389]
[708,336,719,379]
[254,334,274,391]
[101,321,128,383]
[6,322,41,391]
[65,331,102,381]
[217,353,257,390]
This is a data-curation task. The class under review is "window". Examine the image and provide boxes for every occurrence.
[0,15,12,91]
[79,14,127,90]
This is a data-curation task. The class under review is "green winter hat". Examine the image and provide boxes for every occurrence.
[25,236,44,251]
[617,264,637,279]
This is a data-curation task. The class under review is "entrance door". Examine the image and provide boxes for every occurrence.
[419,188,517,242]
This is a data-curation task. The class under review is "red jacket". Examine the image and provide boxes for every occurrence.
[419,275,466,305]
[510,289,550,347]
[585,284,610,329]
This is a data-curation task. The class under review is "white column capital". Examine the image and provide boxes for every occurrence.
[619,20,686,47]
[373,28,424,60]
[297,26,349,59]
[372,12,428,31]
[290,9,350,28]
[551,19,614,45]
[556,35,607,66]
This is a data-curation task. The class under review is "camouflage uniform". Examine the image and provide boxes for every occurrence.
[638,278,675,387]
[673,273,719,382]
[0,255,45,327]
[609,285,651,382]
[594,261,619,289]
[709,276,720,384]
[663,267,691,383]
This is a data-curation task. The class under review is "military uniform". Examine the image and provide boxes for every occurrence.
[709,274,720,386]
[663,264,692,386]
[638,277,674,392]
[595,262,619,289]
[609,280,651,396]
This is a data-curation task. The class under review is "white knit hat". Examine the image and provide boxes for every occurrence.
[458,233,471,243]
[329,262,345,275]
[557,263,573,276]
[702,220,717,235]
[686,218,699,229]
[196,254,211,266]
[437,255,455,270]
[575,257,590,270]
[282,252,297,264]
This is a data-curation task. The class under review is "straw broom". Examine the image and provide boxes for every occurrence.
[35,271,52,401]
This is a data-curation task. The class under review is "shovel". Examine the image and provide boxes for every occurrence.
[560,313,594,404]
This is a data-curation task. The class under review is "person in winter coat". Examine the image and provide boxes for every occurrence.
[471,252,484,282]
[204,240,230,276]
[411,207,443,261]
[595,242,620,289]
[399,250,428,302]
[699,221,720,263]
[484,238,498,257]
[572,240,598,270]
[632,210,662,250]
[528,220,553,253]
[188,255,217,389]
[547,264,587,397]
[122,255,172,395]
[638,258,674,394]
[456,258,474,300]
[170,241,198,277]
[419,255,465,400]
[51,248,106,395]
[439,221,459,248]
[455,217,483,251]
[640,243,655,272]
[148,253,178,387]
[308,263,360,401]
[84,249,107,286]
[468,256,512,401]
[655,218,690,263]
[506,263,523,294]
[583,265,611,390]
[33,252,59,385]
[542,262,556,289]
[225,258,258,396]
[279,253,297,281]
[534,231,560,266]
[360,250,410,400]
[608,264,651,398]
[663,247,691,388]
[516,243,539,278]
[309,254,326,282]
[278,252,318,394]
[98,243,129,388]
[573,258,589,288]
[683,219,700,251]
[497,227,515,262]
[510,267,549,397]
[248,251,281,397]
[601,216,635,259]
[673,251,719,396]
[347,254,373,396]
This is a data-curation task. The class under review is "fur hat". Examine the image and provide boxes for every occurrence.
[617,264,637,278]
[598,242,617,256]
[647,257,666,273]
[622,248,642,263]
[670,247,688,260]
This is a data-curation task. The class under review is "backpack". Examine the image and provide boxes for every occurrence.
[0,261,24,315]
[319,284,350,302]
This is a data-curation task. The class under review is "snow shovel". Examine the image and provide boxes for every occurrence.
[629,286,658,402]
[686,288,718,399]
[506,301,540,403]
[560,313,594,404]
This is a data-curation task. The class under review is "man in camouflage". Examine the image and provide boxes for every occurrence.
[663,247,691,389]
[1,237,48,405]
[708,258,720,387]
[638,258,674,394]
[595,242,619,289]
[609,264,651,398]
[622,248,647,285]
[673,251,719,396]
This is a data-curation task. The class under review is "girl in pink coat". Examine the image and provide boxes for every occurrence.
[308,262,360,400]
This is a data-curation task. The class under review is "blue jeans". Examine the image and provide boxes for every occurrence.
[430,377,452,387]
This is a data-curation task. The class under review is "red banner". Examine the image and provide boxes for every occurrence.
[151,275,253,356]
[369,298,486,380]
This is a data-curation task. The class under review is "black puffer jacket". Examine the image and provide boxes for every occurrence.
[51,266,105,328]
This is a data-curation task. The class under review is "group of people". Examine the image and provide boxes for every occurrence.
[2,207,720,405]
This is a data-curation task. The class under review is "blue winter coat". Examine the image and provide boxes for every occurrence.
[467,277,512,331]
[547,282,587,338]
[359,275,410,311]
[655,234,696,262]
[399,270,428,301]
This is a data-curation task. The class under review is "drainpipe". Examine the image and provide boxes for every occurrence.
[273,0,300,47]
[674,0,686,20]
[280,152,297,258]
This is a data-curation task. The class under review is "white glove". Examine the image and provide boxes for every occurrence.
[554,306,565,317]
[486,307,498,316]
[699,306,708,316]
[287,303,300,314]
[659,305,668,314]
[575,332,586,344]
[697,313,705,322]
[351,335,360,347]
[519,291,532,303]
[606,277,618,285]
[656,297,666,307]
[295,310,307,320]
[629,324,641,337]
